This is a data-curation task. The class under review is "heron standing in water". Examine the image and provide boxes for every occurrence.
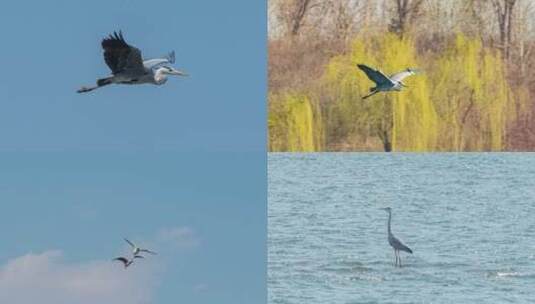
[380,207,413,267]
[78,31,187,93]
[357,64,420,99]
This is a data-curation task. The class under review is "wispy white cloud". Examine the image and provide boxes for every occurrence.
[0,251,156,304]
[0,226,200,303]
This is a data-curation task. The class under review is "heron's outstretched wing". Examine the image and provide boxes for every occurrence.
[390,69,417,82]
[143,51,175,70]
[113,257,129,265]
[357,64,393,86]
[140,249,157,255]
[102,31,144,74]
[124,238,136,249]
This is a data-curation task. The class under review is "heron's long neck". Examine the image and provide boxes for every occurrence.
[387,211,392,235]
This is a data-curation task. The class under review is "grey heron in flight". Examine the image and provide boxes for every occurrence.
[124,238,157,256]
[113,255,144,269]
[357,64,419,99]
[77,31,187,93]
[380,207,413,267]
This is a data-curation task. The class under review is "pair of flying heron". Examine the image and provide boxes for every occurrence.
[113,238,158,269]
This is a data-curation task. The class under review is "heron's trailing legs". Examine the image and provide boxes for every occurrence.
[362,90,379,100]
[77,77,113,93]
[77,85,99,93]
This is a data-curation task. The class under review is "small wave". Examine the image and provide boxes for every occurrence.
[497,271,520,277]
[491,271,535,279]
[319,260,374,274]
[349,274,384,282]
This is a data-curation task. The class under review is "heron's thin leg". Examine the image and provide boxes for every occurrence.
[399,254,402,268]
[77,85,100,93]
[362,90,379,100]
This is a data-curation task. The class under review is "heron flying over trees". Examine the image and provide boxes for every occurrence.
[380,207,413,267]
[357,64,419,99]
[77,31,187,93]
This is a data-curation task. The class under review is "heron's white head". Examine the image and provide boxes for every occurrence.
[154,66,188,85]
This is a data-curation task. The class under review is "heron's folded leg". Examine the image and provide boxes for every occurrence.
[362,90,379,100]
[77,85,98,93]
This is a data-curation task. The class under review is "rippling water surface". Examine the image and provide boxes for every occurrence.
[268,153,535,304]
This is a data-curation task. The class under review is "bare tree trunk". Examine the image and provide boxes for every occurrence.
[290,0,313,36]
[380,130,392,152]
[388,0,424,38]
[377,113,394,152]
[492,0,516,59]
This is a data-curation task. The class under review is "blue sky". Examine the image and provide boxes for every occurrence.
[0,1,265,304]
[0,0,264,152]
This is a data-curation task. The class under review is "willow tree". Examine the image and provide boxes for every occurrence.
[429,34,516,151]
[268,92,324,151]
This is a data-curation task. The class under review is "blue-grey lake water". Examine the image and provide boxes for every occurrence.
[268,153,535,304]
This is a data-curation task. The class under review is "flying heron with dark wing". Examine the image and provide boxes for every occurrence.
[380,207,413,267]
[124,238,157,256]
[77,31,187,93]
[113,255,144,269]
[357,64,420,99]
